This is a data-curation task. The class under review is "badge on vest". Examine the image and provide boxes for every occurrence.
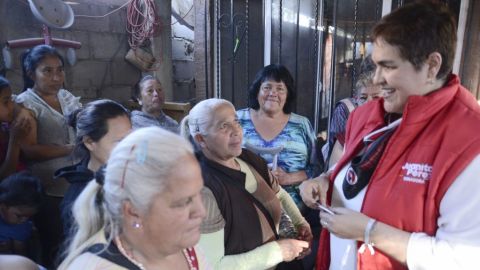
[401,162,432,184]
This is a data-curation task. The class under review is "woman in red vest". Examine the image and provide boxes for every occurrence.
[300,2,480,269]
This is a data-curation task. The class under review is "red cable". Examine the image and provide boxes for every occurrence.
[126,0,160,49]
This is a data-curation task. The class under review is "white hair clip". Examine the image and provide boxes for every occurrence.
[136,140,148,164]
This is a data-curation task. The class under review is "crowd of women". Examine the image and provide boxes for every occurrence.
[1,1,480,270]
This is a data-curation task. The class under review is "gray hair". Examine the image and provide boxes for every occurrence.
[60,127,193,269]
[180,98,235,142]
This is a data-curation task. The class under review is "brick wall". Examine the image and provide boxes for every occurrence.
[0,0,148,104]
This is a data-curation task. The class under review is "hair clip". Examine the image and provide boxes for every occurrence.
[136,140,148,164]
[195,119,200,133]
[120,145,136,188]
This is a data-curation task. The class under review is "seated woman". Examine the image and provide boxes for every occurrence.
[237,64,321,213]
[54,99,131,236]
[131,75,179,133]
[15,45,82,267]
[0,76,30,180]
[0,172,43,256]
[59,127,207,270]
[181,98,311,269]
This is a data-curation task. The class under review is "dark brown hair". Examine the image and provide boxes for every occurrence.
[372,1,456,80]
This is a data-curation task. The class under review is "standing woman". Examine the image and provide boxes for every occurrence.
[237,64,321,213]
[15,44,82,267]
[55,100,131,237]
[301,2,480,269]
[0,76,30,179]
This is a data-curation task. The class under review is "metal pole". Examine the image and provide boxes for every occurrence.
[204,0,209,98]
[294,0,300,110]
[230,0,235,103]
[264,0,272,66]
[215,0,221,98]
[326,0,338,145]
[313,0,324,134]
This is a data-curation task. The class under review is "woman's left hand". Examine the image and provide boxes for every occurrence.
[272,167,291,185]
[319,207,370,241]
[296,223,313,258]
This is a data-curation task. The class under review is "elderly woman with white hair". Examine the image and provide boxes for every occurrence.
[181,98,312,270]
[58,127,207,270]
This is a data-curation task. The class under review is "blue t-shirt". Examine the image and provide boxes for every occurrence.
[0,215,33,242]
[236,108,321,208]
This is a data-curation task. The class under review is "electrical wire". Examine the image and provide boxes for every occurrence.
[126,0,160,49]
[171,4,194,26]
[75,0,132,18]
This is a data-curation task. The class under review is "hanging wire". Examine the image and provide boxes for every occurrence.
[351,0,359,96]
[171,5,194,26]
[126,0,160,49]
[75,0,131,18]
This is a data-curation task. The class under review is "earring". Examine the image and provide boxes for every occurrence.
[133,221,141,229]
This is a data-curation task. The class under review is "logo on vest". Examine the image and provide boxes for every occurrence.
[345,166,358,185]
[401,162,432,184]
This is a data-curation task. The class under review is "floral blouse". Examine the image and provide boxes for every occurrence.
[236,108,321,208]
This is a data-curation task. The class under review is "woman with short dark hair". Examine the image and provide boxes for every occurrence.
[301,2,480,269]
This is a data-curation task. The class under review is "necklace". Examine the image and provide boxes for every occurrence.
[115,235,146,270]
[115,235,198,270]
[183,247,198,270]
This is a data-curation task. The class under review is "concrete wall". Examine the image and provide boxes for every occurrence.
[172,0,195,102]
[0,0,172,104]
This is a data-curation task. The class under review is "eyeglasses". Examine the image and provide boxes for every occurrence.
[260,85,287,94]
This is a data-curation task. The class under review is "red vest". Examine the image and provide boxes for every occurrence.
[317,75,480,270]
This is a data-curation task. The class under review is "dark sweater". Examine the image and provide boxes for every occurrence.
[54,157,94,235]
[197,149,278,255]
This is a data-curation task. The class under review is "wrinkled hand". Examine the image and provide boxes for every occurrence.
[319,207,370,241]
[299,172,330,208]
[272,167,292,185]
[10,117,31,141]
[276,238,309,262]
[295,222,313,259]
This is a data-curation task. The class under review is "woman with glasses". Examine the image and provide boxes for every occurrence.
[15,44,82,268]
[236,65,321,268]
[181,98,310,269]
[236,65,321,213]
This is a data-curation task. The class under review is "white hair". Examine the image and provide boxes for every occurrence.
[180,98,235,143]
[59,127,193,269]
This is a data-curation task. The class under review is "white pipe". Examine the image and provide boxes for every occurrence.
[382,0,392,17]
[453,0,469,74]
[264,0,272,66]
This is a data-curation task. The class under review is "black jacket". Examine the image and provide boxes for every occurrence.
[54,157,94,235]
